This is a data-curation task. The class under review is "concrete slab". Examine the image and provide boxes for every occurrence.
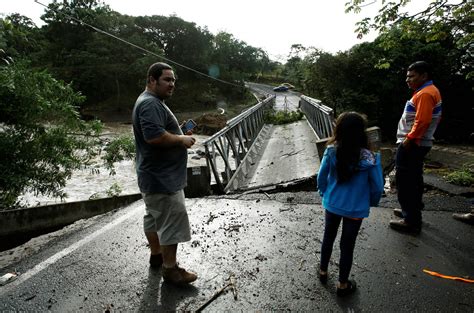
[427,145,474,170]
[243,119,320,190]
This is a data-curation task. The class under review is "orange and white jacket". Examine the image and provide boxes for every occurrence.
[396,81,442,147]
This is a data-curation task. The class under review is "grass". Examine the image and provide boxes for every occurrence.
[425,163,474,187]
[444,163,474,187]
[264,109,304,125]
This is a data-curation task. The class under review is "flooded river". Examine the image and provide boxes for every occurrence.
[18,122,211,207]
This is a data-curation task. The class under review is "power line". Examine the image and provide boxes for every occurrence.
[33,0,244,88]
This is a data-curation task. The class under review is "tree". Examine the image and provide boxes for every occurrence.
[0,61,104,209]
[39,0,118,107]
[342,0,473,141]
[345,0,473,79]
[4,0,268,120]
[0,14,43,64]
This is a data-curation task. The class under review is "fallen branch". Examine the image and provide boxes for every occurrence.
[195,275,237,312]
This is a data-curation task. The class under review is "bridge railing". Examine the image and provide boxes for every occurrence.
[203,96,275,193]
[299,95,335,140]
[299,95,382,161]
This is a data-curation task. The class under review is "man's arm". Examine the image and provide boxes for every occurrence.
[146,131,196,148]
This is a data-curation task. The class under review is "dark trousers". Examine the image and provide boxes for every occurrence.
[395,144,431,227]
[320,210,363,283]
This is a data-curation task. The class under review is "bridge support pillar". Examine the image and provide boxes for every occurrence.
[185,166,211,197]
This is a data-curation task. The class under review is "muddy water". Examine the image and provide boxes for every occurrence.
[18,123,211,207]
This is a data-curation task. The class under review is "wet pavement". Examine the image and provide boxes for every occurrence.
[1,190,472,312]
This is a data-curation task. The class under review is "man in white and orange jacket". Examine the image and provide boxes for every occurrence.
[390,61,442,233]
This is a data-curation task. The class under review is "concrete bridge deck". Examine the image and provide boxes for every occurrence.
[224,89,322,192]
[243,119,320,190]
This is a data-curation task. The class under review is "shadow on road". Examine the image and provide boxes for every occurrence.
[138,268,199,311]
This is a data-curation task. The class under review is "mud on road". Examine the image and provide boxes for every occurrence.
[1,190,472,312]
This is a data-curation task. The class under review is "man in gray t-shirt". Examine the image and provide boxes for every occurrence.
[133,91,187,193]
[132,62,197,285]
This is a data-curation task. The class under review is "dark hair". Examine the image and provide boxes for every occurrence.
[328,112,369,183]
[407,61,432,79]
[147,62,173,83]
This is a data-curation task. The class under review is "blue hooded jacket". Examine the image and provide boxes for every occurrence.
[317,145,384,218]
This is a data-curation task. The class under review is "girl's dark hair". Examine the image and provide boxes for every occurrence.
[327,112,369,183]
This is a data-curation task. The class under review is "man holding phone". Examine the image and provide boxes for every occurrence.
[132,62,197,285]
[181,119,197,134]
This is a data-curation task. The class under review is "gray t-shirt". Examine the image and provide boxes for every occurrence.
[132,91,187,193]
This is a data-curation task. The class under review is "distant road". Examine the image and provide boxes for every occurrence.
[246,82,301,111]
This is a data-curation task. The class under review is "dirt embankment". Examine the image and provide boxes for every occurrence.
[82,105,229,136]
[193,113,227,135]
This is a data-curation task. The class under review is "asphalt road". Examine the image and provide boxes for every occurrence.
[1,190,472,312]
[247,82,301,111]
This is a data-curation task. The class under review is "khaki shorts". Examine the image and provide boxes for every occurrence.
[142,190,191,245]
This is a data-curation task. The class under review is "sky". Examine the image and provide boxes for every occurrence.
[1,0,434,62]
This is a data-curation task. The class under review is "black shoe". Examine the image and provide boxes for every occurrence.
[149,254,163,268]
[318,270,328,284]
[393,208,404,218]
[389,219,421,234]
[337,280,357,297]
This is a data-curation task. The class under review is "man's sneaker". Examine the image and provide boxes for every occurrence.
[149,254,163,268]
[389,219,421,234]
[452,212,474,225]
[163,265,197,285]
[393,208,404,218]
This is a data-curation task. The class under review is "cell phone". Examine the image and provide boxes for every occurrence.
[181,119,197,133]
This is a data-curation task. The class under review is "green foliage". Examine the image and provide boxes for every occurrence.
[105,182,122,197]
[0,14,41,62]
[89,181,122,199]
[265,109,304,125]
[286,11,472,142]
[0,61,137,208]
[0,61,104,208]
[101,135,135,175]
[2,3,272,117]
[345,0,473,80]
[445,164,474,187]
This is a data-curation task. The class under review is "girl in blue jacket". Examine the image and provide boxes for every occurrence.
[317,112,384,296]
